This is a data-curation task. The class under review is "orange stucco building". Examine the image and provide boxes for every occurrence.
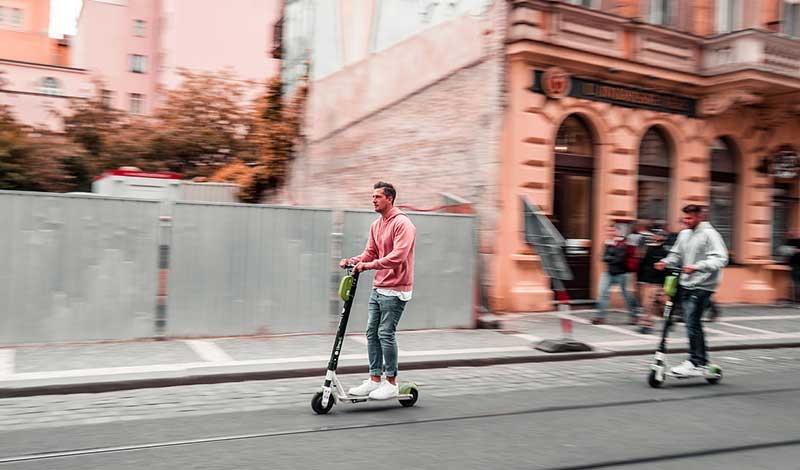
[0,0,69,66]
[498,0,800,311]
[284,0,800,313]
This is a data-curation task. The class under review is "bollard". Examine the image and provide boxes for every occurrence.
[555,290,572,338]
[534,287,593,353]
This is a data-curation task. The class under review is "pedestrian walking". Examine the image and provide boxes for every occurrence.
[786,230,800,305]
[627,219,650,307]
[636,227,669,334]
[592,224,640,325]
[339,181,417,400]
[655,204,728,377]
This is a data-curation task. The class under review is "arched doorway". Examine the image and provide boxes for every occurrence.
[637,127,672,227]
[709,137,738,260]
[552,115,595,300]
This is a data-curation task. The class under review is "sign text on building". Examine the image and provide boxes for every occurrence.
[531,69,697,117]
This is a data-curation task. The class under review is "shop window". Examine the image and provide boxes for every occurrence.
[784,1,800,37]
[553,114,595,300]
[771,146,799,260]
[637,127,672,225]
[553,115,595,239]
[554,115,593,156]
[716,0,741,33]
[773,183,796,260]
[709,137,737,258]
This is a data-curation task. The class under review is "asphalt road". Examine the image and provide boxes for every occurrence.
[2,349,800,469]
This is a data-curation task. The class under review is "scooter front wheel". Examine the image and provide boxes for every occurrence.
[706,371,722,385]
[311,391,335,414]
[648,370,664,388]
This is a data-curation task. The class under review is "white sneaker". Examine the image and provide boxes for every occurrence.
[348,379,381,396]
[368,380,398,400]
[670,360,703,377]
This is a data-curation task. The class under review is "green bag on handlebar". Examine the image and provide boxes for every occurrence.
[663,274,678,298]
[339,275,354,301]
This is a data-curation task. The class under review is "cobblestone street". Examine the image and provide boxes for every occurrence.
[2,348,799,432]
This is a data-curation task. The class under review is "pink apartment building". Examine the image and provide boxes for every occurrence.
[0,0,89,130]
[73,0,282,116]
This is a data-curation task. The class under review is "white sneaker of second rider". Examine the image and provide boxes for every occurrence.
[670,360,705,377]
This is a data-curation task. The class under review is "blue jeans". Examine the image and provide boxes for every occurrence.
[366,290,407,377]
[596,272,639,318]
[682,289,712,366]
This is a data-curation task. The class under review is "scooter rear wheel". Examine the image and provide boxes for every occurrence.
[648,370,664,388]
[311,391,334,414]
[399,387,419,407]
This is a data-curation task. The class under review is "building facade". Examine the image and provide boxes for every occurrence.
[0,0,88,130]
[284,0,800,313]
[0,0,69,65]
[1,0,282,129]
[73,0,283,116]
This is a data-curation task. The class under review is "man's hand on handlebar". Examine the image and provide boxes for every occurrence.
[340,258,367,273]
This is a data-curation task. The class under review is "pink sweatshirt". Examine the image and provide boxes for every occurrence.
[350,207,416,291]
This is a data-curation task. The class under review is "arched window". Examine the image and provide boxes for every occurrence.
[553,114,595,300]
[40,77,61,96]
[771,145,799,259]
[709,137,737,256]
[637,127,672,225]
[554,115,593,156]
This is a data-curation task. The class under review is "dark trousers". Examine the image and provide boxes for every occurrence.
[682,289,713,366]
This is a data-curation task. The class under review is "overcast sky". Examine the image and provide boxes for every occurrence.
[49,0,82,38]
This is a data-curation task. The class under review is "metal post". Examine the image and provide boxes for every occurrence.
[155,211,172,339]
[520,197,592,353]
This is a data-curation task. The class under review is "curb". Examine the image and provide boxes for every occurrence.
[2,341,800,399]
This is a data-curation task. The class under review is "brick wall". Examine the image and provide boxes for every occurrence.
[283,1,507,313]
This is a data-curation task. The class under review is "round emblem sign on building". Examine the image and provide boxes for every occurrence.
[542,67,571,99]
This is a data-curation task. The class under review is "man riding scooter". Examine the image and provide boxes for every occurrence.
[654,205,728,377]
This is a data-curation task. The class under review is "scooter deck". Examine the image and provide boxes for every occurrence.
[341,393,415,404]
[664,372,722,380]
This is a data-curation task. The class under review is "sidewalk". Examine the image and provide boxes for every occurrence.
[1,305,799,398]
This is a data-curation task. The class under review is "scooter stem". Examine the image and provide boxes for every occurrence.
[325,268,360,381]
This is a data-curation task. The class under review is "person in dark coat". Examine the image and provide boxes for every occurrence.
[636,227,669,334]
[786,230,800,305]
[592,224,640,325]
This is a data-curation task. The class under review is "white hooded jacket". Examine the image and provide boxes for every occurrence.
[660,221,729,291]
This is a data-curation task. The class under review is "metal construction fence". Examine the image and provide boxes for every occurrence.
[0,191,476,345]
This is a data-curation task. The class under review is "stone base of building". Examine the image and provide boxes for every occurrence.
[507,284,554,312]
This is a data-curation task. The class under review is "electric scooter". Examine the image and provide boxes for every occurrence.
[647,268,723,388]
[311,265,419,414]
